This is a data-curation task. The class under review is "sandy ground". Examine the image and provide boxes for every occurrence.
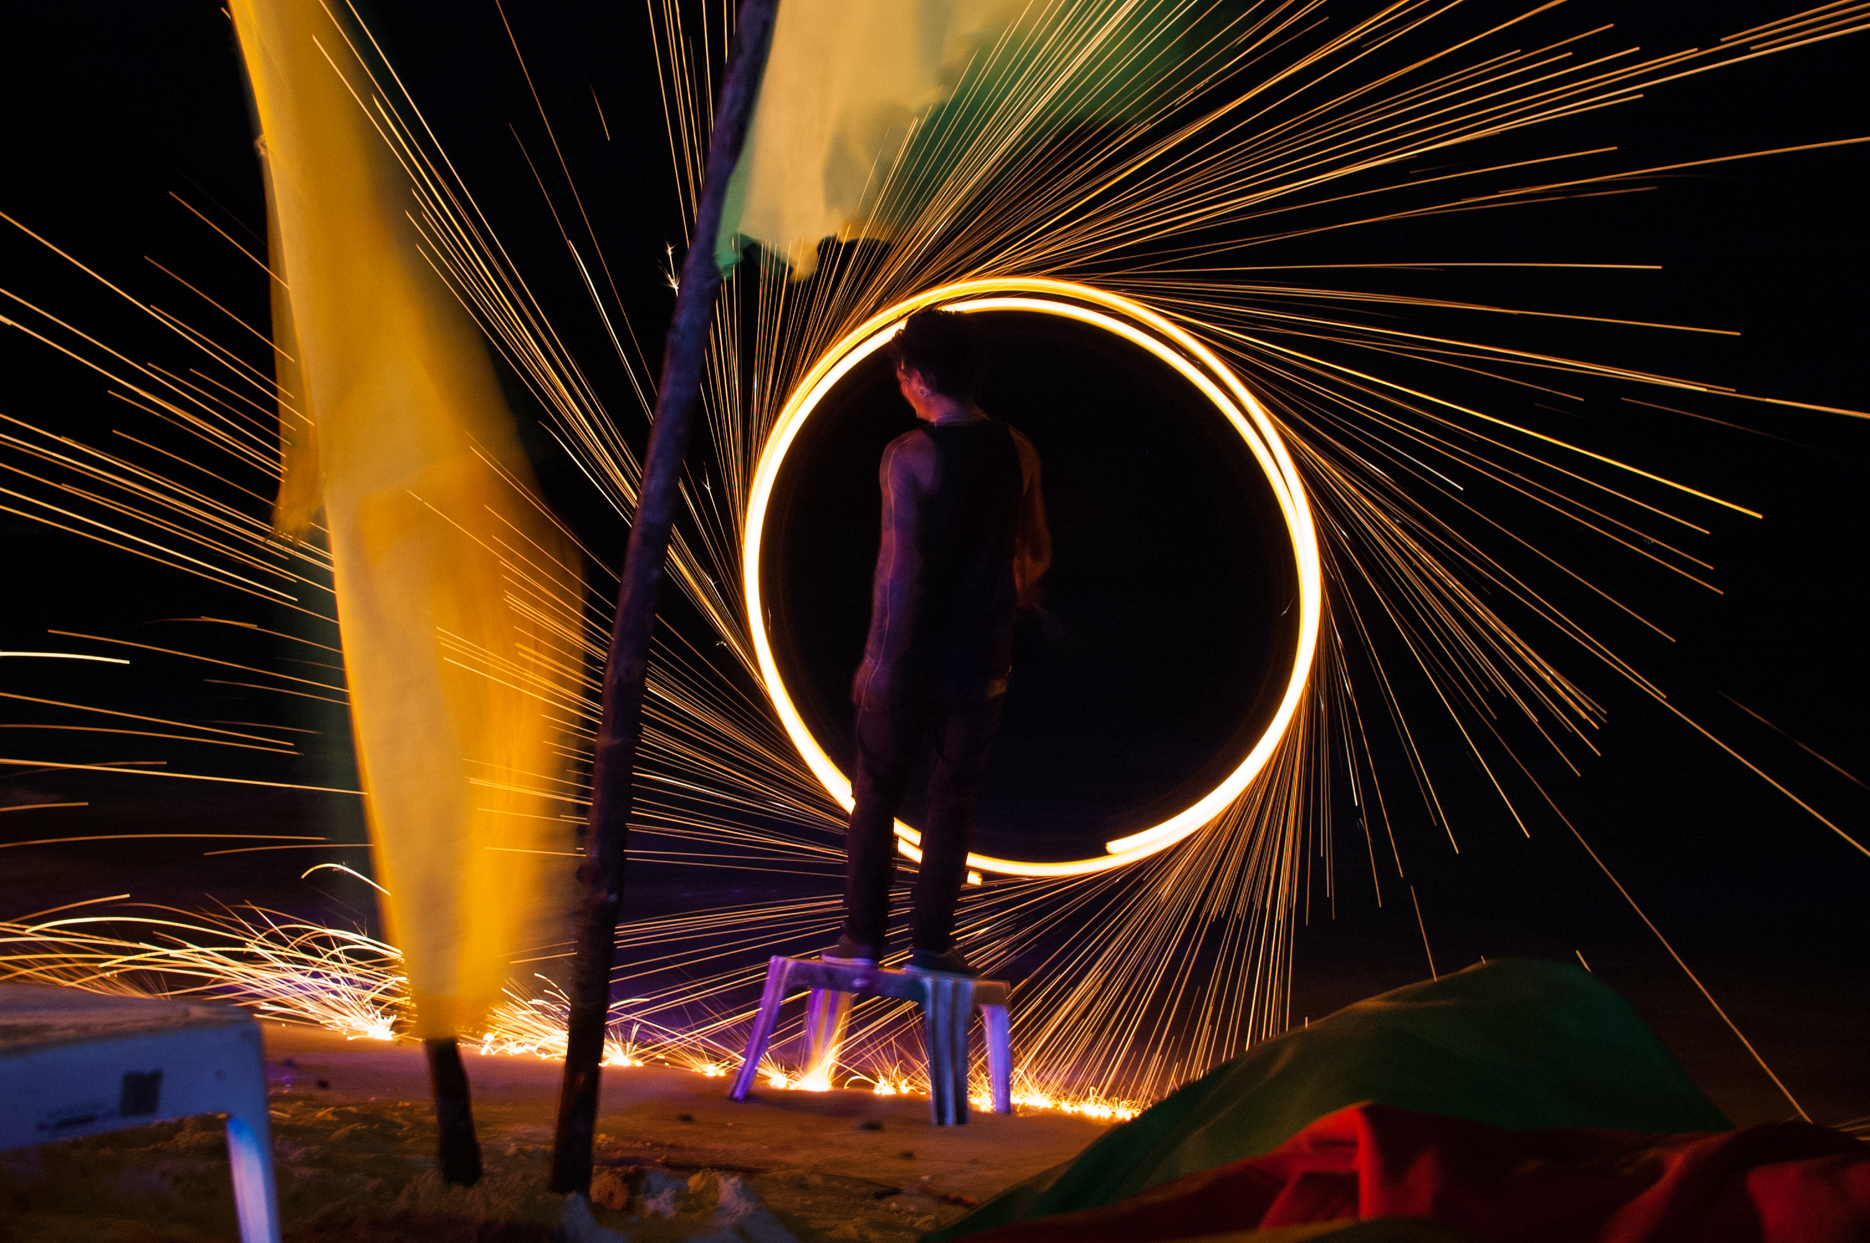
[0,1022,1111,1243]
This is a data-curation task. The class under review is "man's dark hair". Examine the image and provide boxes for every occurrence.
[889,307,988,401]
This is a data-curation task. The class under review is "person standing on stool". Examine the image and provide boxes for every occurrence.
[828,307,1051,977]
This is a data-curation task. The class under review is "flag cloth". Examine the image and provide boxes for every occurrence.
[932,960,1734,1240]
[717,0,1024,275]
[953,1103,1870,1243]
[715,0,1192,276]
[232,0,582,1039]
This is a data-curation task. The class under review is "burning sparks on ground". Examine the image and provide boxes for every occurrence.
[0,906,407,1043]
[0,905,1134,1118]
[1002,1091,1139,1123]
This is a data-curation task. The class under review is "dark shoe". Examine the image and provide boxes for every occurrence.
[906,946,979,977]
[823,933,880,966]
[824,934,880,987]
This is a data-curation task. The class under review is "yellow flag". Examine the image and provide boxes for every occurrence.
[233,0,581,1039]
[718,0,1026,276]
[716,0,1189,277]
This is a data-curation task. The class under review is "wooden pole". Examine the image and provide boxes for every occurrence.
[549,0,779,1196]
[425,1037,482,1186]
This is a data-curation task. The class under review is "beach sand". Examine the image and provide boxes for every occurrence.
[0,1021,1111,1243]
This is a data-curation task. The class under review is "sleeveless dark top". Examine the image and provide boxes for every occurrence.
[910,419,1023,700]
[860,416,1024,702]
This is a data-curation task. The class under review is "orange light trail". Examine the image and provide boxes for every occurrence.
[744,278,1323,876]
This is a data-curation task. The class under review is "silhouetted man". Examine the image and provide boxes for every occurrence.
[827,307,1050,977]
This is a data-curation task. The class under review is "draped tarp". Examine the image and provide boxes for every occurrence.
[933,960,1736,1240]
[232,0,581,1039]
[955,1102,1870,1243]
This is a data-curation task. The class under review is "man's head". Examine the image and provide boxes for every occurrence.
[889,307,987,405]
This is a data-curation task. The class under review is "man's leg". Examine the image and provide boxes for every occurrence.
[844,700,929,950]
[912,694,1005,953]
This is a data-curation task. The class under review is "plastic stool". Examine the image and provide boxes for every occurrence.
[727,956,1011,1125]
[0,981,282,1243]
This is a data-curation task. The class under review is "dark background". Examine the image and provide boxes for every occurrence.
[2,1,1866,1125]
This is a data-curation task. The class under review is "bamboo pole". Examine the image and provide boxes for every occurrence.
[549,0,779,1196]
[426,1038,481,1185]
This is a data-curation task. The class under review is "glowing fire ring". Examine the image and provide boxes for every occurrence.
[744,278,1322,877]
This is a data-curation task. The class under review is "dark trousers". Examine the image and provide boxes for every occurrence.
[844,693,1005,952]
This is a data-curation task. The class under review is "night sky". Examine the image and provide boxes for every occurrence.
[2,2,1866,1124]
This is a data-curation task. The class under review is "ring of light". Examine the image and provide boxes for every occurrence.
[744,278,1322,878]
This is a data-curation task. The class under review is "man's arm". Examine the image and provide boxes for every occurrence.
[852,432,935,708]
[1011,428,1051,609]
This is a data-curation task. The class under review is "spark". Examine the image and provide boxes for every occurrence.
[301,863,391,895]
[0,652,130,664]
[0,833,325,852]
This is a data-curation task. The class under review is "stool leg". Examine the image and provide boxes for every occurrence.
[225,1113,281,1243]
[802,988,851,1089]
[225,1025,281,1243]
[922,978,949,1126]
[923,976,974,1126]
[226,1113,282,1243]
[948,978,974,1125]
[982,1003,1012,1115]
[729,957,791,1101]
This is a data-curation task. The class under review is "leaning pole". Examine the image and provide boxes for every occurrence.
[550,0,780,1197]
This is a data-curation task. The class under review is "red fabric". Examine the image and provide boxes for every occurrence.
[966,1103,1870,1243]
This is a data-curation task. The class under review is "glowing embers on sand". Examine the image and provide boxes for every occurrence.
[0,906,408,1042]
[0,908,1139,1120]
[744,278,1324,879]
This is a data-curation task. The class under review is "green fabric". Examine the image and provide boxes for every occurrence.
[931,959,1728,1242]
[716,0,1217,275]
